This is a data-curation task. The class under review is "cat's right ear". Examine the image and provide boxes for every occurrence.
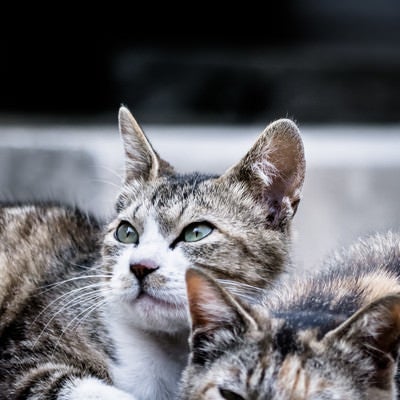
[185,268,260,365]
[118,106,174,183]
[221,119,305,227]
[323,294,400,391]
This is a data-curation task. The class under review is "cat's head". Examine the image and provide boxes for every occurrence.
[181,268,400,400]
[102,107,305,333]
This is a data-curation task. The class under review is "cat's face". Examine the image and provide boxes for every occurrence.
[102,107,305,333]
[181,269,400,400]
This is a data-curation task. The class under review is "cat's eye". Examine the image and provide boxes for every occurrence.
[115,221,139,244]
[183,222,213,242]
[219,388,245,400]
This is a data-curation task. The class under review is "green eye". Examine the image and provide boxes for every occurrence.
[219,388,245,400]
[115,221,139,244]
[183,222,213,242]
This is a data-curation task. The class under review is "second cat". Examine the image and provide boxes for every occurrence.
[182,232,400,400]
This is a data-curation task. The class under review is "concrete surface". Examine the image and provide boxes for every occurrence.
[0,123,399,272]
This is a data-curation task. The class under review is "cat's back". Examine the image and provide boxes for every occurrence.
[0,204,103,330]
[320,231,400,308]
[271,231,400,322]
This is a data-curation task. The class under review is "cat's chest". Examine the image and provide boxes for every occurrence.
[109,323,188,400]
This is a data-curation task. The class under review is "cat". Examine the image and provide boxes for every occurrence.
[0,107,306,400]
[180,231,400,400]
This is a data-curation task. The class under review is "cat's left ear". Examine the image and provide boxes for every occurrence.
[118,106,174,182]
[185,268,260,365]
[323,294,400,389]
[221,119,305,227]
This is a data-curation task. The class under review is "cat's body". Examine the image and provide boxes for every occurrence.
[0,108,305,399]
[0,205,117,398]
[182,232,400,400]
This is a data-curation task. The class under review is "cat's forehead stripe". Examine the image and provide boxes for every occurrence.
[277,356,329,397]
[131,203,142,219]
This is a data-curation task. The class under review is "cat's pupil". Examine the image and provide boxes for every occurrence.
[219,388,245,400]
[183,222,213,243]
[115,221,139,244]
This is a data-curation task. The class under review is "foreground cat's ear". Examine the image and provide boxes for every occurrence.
[118,106,174,182]
[185,268,259,364]
[222,119,305,226]
[323,294,400,388]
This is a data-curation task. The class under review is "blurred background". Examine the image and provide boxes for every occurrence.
[1,1,400,271]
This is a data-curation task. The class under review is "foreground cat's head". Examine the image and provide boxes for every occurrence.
[102,107,305,332]
[180,269,400,400]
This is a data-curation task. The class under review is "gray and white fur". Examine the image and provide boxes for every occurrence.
[181,232,400,400]
[0,107,305,399]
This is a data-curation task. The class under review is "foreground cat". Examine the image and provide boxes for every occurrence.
[0,107,305,399]
[182,232,400,400]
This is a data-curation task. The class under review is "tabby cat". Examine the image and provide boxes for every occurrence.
[181,232,400,400]
[0,107,305,399]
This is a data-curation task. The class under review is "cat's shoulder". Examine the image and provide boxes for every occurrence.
[0,203,104,308]
[322,230,400,274]
[266,231,400,318]
[0,202,102,239]
[0,202,103,272]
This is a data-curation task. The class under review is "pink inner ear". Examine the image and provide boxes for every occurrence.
[260,142,304,201]
[186,269,237,328]
[373,301,400,356]
[186,270,228,328]
[239,121,305,225]
[185,271,211,327]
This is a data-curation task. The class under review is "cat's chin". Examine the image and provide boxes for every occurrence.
[135,291,185,310]
[131,294,189,332]
[108,290,189,333]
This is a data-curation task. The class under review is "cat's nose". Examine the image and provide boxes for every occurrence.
[130,262,159,281]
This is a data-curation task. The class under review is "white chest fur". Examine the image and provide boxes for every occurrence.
[110,322,189,400]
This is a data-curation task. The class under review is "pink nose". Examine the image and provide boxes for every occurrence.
[130,263,159,281]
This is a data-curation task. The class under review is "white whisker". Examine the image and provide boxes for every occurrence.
[70,298,109,331]
[217,279,266,303]
[91,178,121,190]
[32,285,111,346]
[98,164,124,181]
[39,274,111,293]
[52,298,109,353]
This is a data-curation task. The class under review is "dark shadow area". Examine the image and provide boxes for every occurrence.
[1,1,399,124]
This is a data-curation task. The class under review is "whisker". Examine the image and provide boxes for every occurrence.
[91,178,121,190]
[52,298,109,353]
[39,274,112,292]
[70,298,108,331]
[217,279,266,303]
[97,164,124,181]
[32,285,111,346]
[217,279,266,292]
[35,282,109,322]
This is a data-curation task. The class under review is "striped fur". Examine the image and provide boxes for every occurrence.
[181,232,400,400]
[0,108,305,399]
[0,205,113,399]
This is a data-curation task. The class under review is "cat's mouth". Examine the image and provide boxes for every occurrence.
[135,290,185,310]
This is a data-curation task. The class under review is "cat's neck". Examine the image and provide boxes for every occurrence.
[108,316,189,400]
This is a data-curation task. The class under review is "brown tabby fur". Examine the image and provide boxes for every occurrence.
[181,232,400,400]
